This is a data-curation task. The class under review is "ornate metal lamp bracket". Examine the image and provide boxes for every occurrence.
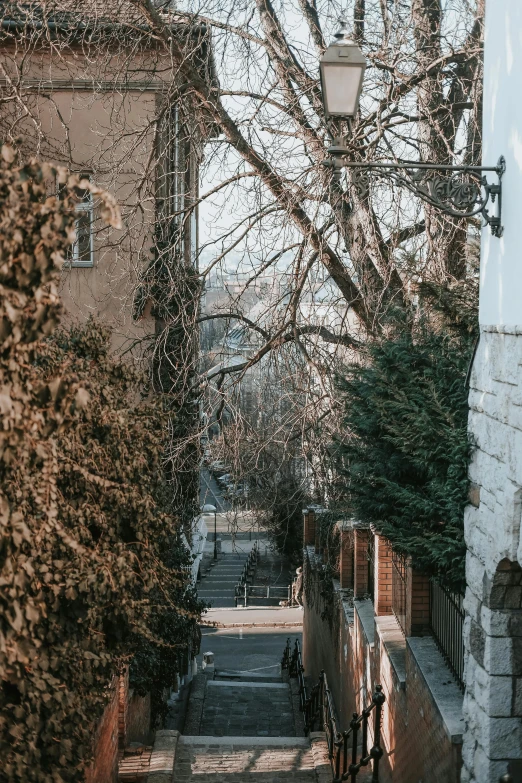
[328,150,506,238]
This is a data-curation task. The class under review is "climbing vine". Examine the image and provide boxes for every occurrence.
[0,147,202,782]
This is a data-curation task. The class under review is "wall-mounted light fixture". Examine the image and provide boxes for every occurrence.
[320,20,505,238]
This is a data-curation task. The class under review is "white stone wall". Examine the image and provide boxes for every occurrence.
[463,327,522,783]
[479,2,522,327]
[463,1,522,780]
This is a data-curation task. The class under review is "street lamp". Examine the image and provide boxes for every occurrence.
[201,503,218,560]
[320,20,505,238]
[319,18,365,120]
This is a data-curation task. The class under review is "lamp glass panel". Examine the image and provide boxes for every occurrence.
[323,64,363,116]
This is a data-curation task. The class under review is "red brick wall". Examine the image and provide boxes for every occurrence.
[302,552,339,692]
[407,568,431,636]
[339,526,354,589]
[118,669,129,749]
[354,528,370,598]
[390,647,461,783]
[303,509,316,547]
[303,555,462,783]
[85,678,120,783]
[375,535,393,616]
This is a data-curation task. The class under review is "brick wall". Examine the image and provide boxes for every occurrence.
[303,509,316,547]
[375,535,392,616]
[302,548,341,705]
[118,669,129,749]
[84,671,150,782]
[85,678,120,783]
[407,568,431,636]
[392,647,461,783]
[303,546,463,783]
[354,527,370,598]
[338,522,354,589]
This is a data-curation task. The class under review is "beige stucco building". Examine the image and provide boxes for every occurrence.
[0,2,213,354]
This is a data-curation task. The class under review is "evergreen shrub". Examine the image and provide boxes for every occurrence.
[335,286,478,591]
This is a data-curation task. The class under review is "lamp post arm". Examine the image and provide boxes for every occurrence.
[326,154,505,238]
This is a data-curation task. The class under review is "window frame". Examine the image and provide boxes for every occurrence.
[70,189,95,268]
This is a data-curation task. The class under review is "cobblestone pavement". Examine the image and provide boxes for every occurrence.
[199,682,296,738]
[174,738,317,782]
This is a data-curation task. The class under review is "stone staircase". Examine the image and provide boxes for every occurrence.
[197,552,250,608]
[170,669,328,782]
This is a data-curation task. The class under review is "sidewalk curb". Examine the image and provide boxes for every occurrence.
[201,621,303,628]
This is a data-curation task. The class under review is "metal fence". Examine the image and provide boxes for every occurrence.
[391,551,407,635]
[282,639,386,783]
[236,584,291,607]
[430,581,465,690]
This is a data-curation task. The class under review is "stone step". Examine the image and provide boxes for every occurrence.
[174,736,317,782]
[200,570,246,577]
[215,669,283,683]
[206,679,289,690]
[198,581,241,586]
[200,574,244,579]
[180,735,309,746]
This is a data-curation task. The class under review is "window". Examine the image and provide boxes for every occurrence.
[71,188,94,267]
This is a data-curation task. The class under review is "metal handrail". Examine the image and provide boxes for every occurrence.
[240,584,291,607]
[282,639,385,782]
[234,542,259,606]
[282,640,512,783]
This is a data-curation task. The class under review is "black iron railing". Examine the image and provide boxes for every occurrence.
[233,542,259,605]
[391,551,407,635]
[282,639,385,782]
[430,581,465,690]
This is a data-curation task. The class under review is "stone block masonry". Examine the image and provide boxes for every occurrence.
[463,327,522,783]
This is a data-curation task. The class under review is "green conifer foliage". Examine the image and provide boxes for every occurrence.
[336,287,478,591]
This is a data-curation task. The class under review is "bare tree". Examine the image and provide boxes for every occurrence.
[176,0,484,516]
[0,0,484,517]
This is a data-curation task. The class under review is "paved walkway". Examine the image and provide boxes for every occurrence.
[158,509,329,782]
[200,681,296,738]
[203,606,303,627]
